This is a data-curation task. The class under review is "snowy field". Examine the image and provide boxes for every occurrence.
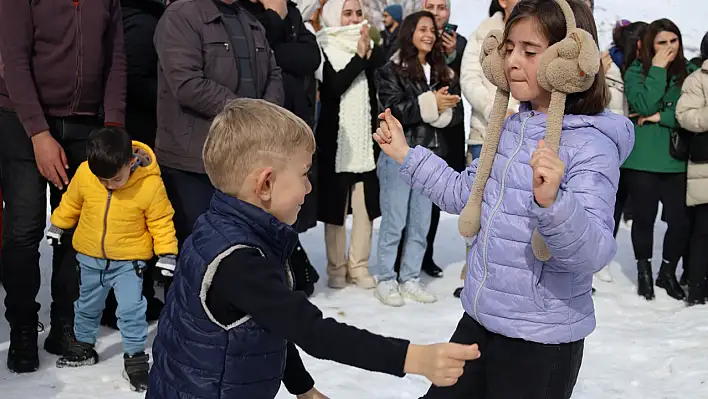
[1,213,707,398]
[2,0,708,397]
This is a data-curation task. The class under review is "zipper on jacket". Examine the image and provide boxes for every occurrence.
[473,113,534,324]
[70,1,83,113]
[101,190,113,268]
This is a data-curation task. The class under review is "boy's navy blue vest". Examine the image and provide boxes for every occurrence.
[147,191,298,399]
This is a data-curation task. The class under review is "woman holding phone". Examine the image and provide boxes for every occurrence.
[373,11,463,307]
[402,0,466,279]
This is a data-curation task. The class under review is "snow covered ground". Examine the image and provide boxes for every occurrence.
[2,0,708,397]
[1,213,707,398]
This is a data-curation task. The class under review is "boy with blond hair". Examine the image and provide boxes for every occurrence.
[147,99,480,399]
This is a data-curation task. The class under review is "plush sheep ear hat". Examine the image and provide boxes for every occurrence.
[457,0,600,261]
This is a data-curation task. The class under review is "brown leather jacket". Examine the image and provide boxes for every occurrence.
[154,0,283,173]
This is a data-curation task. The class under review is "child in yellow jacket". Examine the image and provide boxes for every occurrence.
[47,127,177,392]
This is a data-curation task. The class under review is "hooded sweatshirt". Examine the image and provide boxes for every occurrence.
[400,105,634,344]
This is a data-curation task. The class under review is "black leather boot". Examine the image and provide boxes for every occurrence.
[686,277,707,306]
[637,260,655,300]
[44,319,76,356]
[656,260,686,300]
[7,323,41,373]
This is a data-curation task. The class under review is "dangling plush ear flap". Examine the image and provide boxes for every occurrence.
[480,29,509,92]
[458,30,510,238]
[457,0,602,262]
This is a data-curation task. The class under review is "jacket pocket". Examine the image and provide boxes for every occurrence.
[531,258,546,310]
[203,38,238,89]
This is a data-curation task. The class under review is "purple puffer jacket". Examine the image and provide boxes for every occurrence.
[401,104,634,344]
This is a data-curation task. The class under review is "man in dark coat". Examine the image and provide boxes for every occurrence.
[153,0,283,285]
[240,0,322,297]
[0,0,125,372]
[99,0,166,332]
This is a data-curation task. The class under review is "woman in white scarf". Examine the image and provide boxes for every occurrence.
[315,0,385,290]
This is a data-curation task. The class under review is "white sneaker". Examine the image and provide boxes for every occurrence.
[374,280,405,307]
[399,279,437,303]
[594,265,614,283]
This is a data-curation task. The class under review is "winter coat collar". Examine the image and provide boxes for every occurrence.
[210,191,298,258]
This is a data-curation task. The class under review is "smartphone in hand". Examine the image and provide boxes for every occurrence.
[443,23,458,35]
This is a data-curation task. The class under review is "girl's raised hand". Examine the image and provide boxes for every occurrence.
[530,140,565,208]
[357,25,371,58]
[652,46,674,69]
[374,108,410,164]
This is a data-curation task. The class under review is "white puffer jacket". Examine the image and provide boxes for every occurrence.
[460,12,519,146]
[677,59,708,206]
[605,61,627,116]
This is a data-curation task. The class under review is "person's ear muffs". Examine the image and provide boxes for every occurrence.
[538,27,600,94]
[480,29,509,92]
[458,0,601,262]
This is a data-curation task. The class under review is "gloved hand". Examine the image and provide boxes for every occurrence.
[46,224,65,246]
[156,255,177,277]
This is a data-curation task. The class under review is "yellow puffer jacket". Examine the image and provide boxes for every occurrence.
[50,141,178,260]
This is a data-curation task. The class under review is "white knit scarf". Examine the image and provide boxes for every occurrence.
[317,22,375,174]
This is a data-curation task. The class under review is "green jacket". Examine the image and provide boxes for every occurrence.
[622,60,699,173]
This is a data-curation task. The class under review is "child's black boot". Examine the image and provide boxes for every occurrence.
[56,341,98,368]
[123,352,150,392]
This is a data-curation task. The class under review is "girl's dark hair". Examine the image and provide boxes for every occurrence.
[395,11,452,86]
[640,19,687,85]
[701,31,708,62]
[612,25,625,49]
[489,0,504,17]
[503,0,607,115]
[620,21,648,74]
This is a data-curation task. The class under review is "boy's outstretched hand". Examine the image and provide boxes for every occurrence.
[297,387,329,399]
[404,343,481,387]
[373,108,410,164]
[530,140,565,208]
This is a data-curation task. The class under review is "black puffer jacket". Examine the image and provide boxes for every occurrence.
[375,58,463,157]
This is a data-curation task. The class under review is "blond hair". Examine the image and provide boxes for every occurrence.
[203,99,316,194]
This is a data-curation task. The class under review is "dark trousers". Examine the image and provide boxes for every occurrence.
[161,167,215,295]
[688,204,708,294]
[424,314,584,399]
[626,169,689,262]
[161,167,215,248]
[613,168,632,237]
[0,108,99,326]
[423,205,441,265]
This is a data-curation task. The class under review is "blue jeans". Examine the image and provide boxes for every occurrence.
[467,144,482,165]
[372,153,432,283]
[74,253,147,355]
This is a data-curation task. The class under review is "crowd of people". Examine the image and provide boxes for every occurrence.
[0,0,707,397]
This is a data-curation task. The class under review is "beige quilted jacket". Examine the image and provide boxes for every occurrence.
[677,59,708,206]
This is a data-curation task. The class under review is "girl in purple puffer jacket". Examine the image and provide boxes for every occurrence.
[374,0,634,398]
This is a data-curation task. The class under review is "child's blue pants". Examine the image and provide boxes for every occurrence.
[74,253,147,356]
